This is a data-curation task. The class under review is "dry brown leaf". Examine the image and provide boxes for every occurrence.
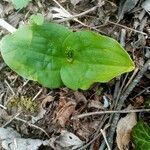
[41,95,54,109]
[55,98,76,127]
[74,91,87,111]
[116,105,137,150]
[32,96,54,123]
[74,91,87,104]
[75,120,100,140]
[88,100,104,109]
[134,96,144,107]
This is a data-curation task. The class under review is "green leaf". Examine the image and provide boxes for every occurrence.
[11,0,31,9]
[132,121,150,150]
[29,14,44,26]
[0,22,135,90]
[0,23,71,88]
[61,31,134,89]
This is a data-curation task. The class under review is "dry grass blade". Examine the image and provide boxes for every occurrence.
[0,19,16,33]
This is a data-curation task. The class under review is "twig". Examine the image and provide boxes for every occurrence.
[52,0,106,34]
[100,129,110,150]
[22,80,29,87]
[120,29,126,47]
[0,104,7,110]
[108,20,147,35]
[131,86,150,100]
[0,19,16,33]
[114,74,128,108]
[95,20,147,36]
[113,77,121,100]
[123,67,139,91]
[78,132,102,150]
[72,108,150,119]
[52,0,82,25]
[56,6,98,23]
[32,88,43,101]
[4,80,15,96]
[114,29,127,106]
[78,115,108,150]
[15,116,50,139]
[107,59,150,149]
[2,113,20,127]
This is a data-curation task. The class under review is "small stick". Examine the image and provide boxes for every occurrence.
[52,0,102,34]
[113,77,120,100]
[95,20,147,35]
[114,73,128,108]
[15,116,50,139]
[32,88,43,101]
[78,115,108,150]
[107,59,150,149]
[2,113,20,127]
[114,29,127,106]
[0,104,7,110]
[107,20,147,35]
[120,29,126,47]
[4,80,15,96]
[56,6,98,23]
[100,129,110,150]
[22,80,29,87]
[123,67,139,91]
[131,86,150,100]
[72,108,150,120]
[0,19,16,33]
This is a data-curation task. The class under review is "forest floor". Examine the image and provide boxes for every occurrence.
[0,0,150,150]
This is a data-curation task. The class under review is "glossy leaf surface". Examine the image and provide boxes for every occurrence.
[0,22,134,90]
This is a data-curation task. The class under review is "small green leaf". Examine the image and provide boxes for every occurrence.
[0,22,135,90]
[29,14,44,26]
[11,0,31,9]
[132,121,150,150]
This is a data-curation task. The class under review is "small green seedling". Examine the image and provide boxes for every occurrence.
[0,15,135,90]
[11,0,31,9]
[132,121,150,150]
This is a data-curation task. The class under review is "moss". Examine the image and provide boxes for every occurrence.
[7,96,38,114]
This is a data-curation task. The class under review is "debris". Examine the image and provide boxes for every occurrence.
[118,0,139,21]
[50,7,71,19]
[88,100,104,109]
[54,130,84,149]
[142,0,150,12]
[116,105,137,150]
[75,120,100,140]
[70,0,82,6]
[55,98,76,127]
[0,108,10,126]
[32,96,54,123]
[0,127,50,150]
[102,95,111,108]
[41,95,54,109]
[74,91,87,110]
